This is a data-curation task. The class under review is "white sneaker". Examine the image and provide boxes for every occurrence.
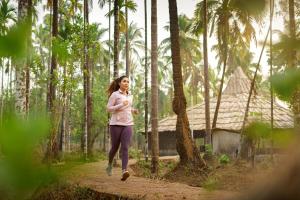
[121,170,130,181]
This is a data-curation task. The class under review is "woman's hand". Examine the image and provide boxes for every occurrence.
[123,100,129,106]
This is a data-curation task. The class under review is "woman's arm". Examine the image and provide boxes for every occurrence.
[106,93,124,113]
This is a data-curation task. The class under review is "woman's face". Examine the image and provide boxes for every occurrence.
[119,77,129,91]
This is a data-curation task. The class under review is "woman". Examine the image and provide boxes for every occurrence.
[106,75,138,181]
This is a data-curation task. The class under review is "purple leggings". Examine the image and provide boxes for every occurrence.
[109,125,132,170]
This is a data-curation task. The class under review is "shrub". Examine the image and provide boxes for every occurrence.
[219,154,230,165]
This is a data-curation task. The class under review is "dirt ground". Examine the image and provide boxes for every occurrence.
[130,156,275,192]
[64,159,237,200]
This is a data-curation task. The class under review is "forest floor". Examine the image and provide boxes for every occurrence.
[61,157,237,200]
[51,155,275,200]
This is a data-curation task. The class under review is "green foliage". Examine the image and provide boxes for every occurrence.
[202,177,219,191]
[128,148,142,160]
[218,154,230,165]
[244,122,271,140]
[204,144,213,156]
[271,68,300,101]
[0,115,57,200]
[0,23,28,58]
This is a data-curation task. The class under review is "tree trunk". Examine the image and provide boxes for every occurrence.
[45,0,59,162]
[168,0,206,168]
[202,0,211,145]
[113,0,119,78]
[15,0,28,116]
[25,0,32,115]
[151,0,159,174]
[144,0,149,162]
[125,0,129,77]
[288,0,300,134]
[83,0,92,158]
[1,60,4,127]
[212,4,229,131]
[270,0,274,160]
[240,27,270,159]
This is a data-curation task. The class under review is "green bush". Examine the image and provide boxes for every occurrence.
[218,154,230,165]
[128,148,142,160]
[202,177,219,191]
[205,144,213,156]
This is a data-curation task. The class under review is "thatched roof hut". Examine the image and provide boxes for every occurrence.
[149,67,294,156]
[157,67,293,132]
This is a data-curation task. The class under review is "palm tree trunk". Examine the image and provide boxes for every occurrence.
[25,0,32,115]
[125,0,129,77]
[288,0,300,133]
[46,5,52,111]
[83,0,92,158]
[59,63,67,155]
[1,60,4,127]
[203,0,211,145]
[270,0,274,160]
[45,0,59,162]
[144,0,149,162]
[288,0,296,68]
[113,0,119,78]
[212,2,229,131]
[104,0,112,153]
[151,0,159,174]
[16,0,28,116]
[240,26,270,159]
[168,0,206,167]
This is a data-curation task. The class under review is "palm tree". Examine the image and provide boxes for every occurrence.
[0,0,16,35]
[168,0,206,167]
[98,0,111,153]
[45,0,59,162]
[193,0,266,132]
[161,15,203,106]
[113,0,119,78]
[119,22,144,76]
[202,0,211,145]
[144,0,149,162]
[83,0,93,157]
[150,0,159,174]
[0,0,16,125]
[15,0,29,116]
[288,0,300,132]
[103,0,136,78]
[125,0,129,76]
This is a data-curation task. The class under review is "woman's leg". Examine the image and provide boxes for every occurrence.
[108,126,122,164]
[120,126,133,171]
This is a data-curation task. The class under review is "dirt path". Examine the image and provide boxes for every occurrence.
[66,159,237,200]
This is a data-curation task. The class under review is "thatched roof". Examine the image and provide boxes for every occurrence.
[155,67,294,133]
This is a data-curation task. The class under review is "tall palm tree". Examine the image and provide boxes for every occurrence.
[119,22,144,75]
[202,0,211,144]
[161,15,203,106]
[144,0,148,162]
[15,0,29,116]
[150,0,159,174]
[0,0,16,35]
[104,0,136,78]
[125,0,129,76]
[98,0,111,153]
[113,0,119,78]
[288,0,300,132]
[83,0,93,157]
[194,0,266,133]
[168,0,206,167]
[45,0,59,162]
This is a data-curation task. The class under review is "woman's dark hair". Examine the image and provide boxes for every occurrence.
[107,75,128,96]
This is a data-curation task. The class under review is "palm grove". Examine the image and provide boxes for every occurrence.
[0,0,299,171]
